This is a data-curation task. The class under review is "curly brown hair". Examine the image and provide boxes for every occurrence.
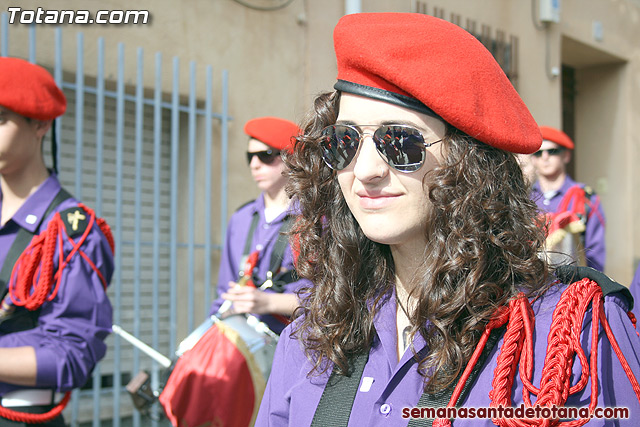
[285,91,549,393]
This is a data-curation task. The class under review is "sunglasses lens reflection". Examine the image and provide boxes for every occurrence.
[321,126,359,171]
[374,126,425,172]
[320,125,427,172]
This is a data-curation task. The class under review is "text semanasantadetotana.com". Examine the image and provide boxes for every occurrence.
[6,7,150,25]
[402,404,630,420]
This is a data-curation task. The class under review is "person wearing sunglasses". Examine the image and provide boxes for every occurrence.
[255,13,640,427]
[530,126,606,271]
[208,116,307,335]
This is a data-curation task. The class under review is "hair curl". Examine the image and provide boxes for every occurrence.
[285,91,549,392]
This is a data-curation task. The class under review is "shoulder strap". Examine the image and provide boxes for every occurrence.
[242,211,260,258]
[0,188,72,297]
[310,351,370,427]
[243,214,296,292]
[555,265,633,310]
[408,326,504,426]
[268,215,295,277]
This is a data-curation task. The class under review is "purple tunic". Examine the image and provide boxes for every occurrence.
[209,195,308,334]
[0,174,113,395]
[531,176,606,271]
[629,265,640,319]
[257,284,640,426]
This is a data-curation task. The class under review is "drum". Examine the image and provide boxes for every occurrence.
[159,314,278,427]
[545,211,586,267]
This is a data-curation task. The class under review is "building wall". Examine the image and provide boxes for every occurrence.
[5,0,640,283]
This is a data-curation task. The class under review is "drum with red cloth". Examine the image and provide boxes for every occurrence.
[158,313,278,427]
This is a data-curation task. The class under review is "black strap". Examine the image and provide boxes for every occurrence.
[555,265,633,310]
[263,215,295,291]
[0,188,72,298]
[310,350,370,427]
[240,211,296,292]
[51,119,59,175]
[311,326,504,427]
[242,212,261,259]
[408,326,504,426]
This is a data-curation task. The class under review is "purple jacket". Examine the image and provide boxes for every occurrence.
[531,176,606,271]
[630,265,640,319]
[209,195,308,334]
[0,174,113,395]
[257,283,640,426]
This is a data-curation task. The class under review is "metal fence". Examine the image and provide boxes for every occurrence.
[1,15,231,426]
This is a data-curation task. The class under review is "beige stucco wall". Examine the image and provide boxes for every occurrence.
[558,0,640,283]
[4,0,640,286]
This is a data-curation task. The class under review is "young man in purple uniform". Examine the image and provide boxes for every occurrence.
[530,126,606,271]
[209,116,307,335]
[0,57,114,425]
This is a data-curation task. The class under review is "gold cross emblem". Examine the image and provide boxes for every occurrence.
[67,210,86,231]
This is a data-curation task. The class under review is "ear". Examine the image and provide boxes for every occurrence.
[34,119,53,140]
[562,149,572,165]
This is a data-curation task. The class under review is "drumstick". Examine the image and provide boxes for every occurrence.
[112,324,172,368]
[215,251,260,317]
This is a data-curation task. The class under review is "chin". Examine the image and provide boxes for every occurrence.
[255,181,270,191]
[360,227,410,247]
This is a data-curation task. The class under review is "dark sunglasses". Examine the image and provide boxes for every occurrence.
[246,149,281,165]
[532,148,565,157]
[320,124,443,172]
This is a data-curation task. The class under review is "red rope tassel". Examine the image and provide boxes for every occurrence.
[434,280,640,427]
[0,392,71,424]
[2,204,114,423]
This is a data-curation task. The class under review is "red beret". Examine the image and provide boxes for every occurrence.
[333,13,542,154]
[540,126,574,150]
[0,57,66,120]
[244,116,301,152]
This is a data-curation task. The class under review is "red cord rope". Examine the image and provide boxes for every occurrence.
[0,392,71,424]
[433,279,640,427]
[1,204,114,423]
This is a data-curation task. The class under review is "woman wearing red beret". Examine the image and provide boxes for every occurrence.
[0,58,114,425]
[255,13,640,427]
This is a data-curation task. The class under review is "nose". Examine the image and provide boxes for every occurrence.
[352,132,388,181]
[249,153,261,169]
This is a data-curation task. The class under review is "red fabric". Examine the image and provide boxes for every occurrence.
[540,125,575,150]
[333,13,541,154]
[159,323,260,427]
[0,57,66,120]
[9,204,113,311]
[435,281,640,427]
[545,185,587,236]
[0,392,70,424]
[546,210,581,236]
[244,117,301,152]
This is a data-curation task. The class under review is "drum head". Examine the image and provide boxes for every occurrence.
[159,314,277,427]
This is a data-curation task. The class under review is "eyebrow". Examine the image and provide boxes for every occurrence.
[335,119,427,128]
[335,120,438,138]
